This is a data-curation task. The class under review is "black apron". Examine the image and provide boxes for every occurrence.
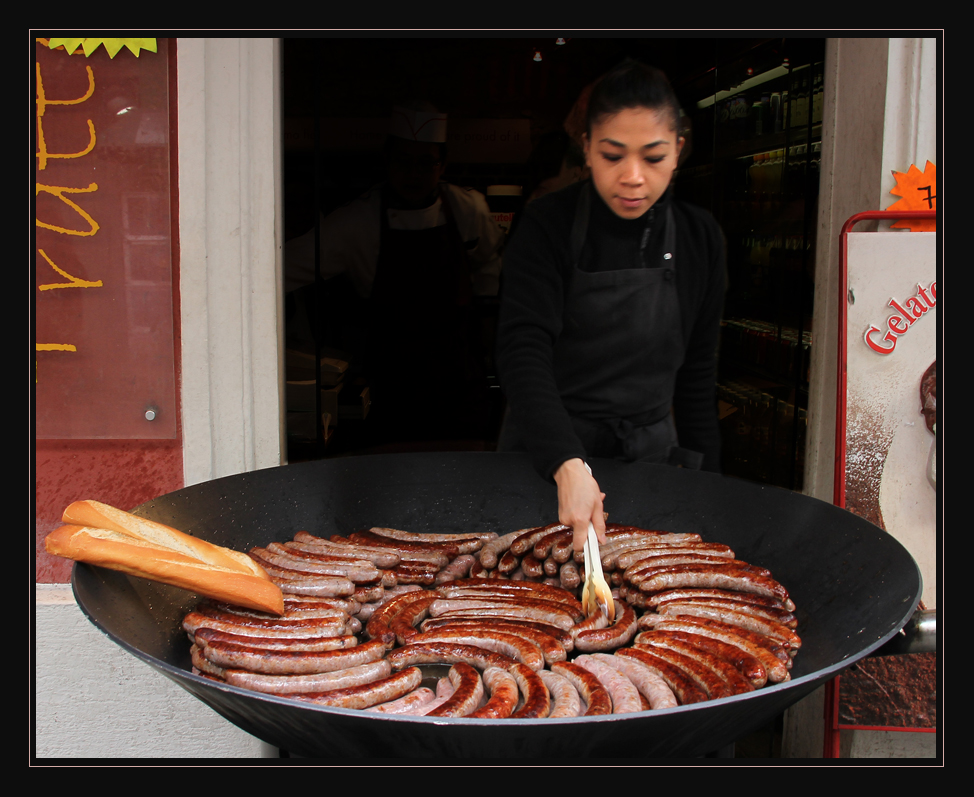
[500,184,703,469]
[366,186,481,440]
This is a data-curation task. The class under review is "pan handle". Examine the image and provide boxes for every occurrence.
[875,608,936,656]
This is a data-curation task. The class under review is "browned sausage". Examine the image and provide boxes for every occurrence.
[592,653,678,710]
[539,670,582,717]
[385,642,517,672]
[407,628,546,671]
[655,603,802,648]
[365,588,441,644]
[631,640,734,700]
[182,611,347,640]
[369,526,496,553]
[418,619,568,665]
[193,626,358,654]
[573,601,638,652]
[290,532,401,568]
[389,591,441,645]
[613,542,735,570]
[635,631,755,695]
[468,667,519,719]
[367,686,437,714]
[425,663,484,718]
[510,524,569,557]
[614,647,709,705]
[632,566,792,605]
[574,654,643,714]
[290,666,424,709]
[638,621,792,684]
[509,662,551,719]
[196,635,389,676]
[549,661,612,716]
[478,530,524,569]
[644,628,767,688]
[223,659,392,694]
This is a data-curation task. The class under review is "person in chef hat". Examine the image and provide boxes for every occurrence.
[284,100,505,444]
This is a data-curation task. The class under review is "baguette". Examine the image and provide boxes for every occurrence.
[46,501,284,615]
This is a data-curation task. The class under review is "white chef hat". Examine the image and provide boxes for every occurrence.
[390,102,448,144]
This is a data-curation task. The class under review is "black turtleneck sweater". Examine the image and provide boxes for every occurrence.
[496,180,727,480]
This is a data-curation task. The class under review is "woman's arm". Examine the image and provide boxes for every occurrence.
[672,210,727,472]
[495,199,588,481]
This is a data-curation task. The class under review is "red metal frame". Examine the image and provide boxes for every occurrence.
[825,208,937,758]
[832,209,937,509]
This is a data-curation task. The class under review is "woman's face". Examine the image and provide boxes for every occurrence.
[583,106,684,220]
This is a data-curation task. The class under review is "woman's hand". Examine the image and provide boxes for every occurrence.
[553,458,607,552]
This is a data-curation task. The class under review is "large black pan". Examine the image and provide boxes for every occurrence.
[71,452,921,758]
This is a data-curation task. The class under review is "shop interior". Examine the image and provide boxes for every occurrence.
[282,35,826,503]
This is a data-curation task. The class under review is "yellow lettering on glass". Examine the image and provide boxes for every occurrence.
[36,182,99,236]
[35,62,96,171]
[37,249,103,291]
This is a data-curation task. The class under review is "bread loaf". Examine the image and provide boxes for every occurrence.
[46,501,284,614]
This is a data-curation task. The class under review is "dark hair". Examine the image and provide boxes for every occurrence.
[585,59,683,135]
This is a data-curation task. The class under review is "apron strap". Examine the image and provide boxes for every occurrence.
[663,204,675,265]
[571,183,677,270]
[438,186,474,306]
[379,183,472,306]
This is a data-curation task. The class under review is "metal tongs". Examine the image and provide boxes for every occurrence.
[581,464,615,622]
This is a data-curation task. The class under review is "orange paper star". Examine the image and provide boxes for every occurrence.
[888,161,937,231]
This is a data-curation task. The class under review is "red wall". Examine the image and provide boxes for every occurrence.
[35,39,183,583]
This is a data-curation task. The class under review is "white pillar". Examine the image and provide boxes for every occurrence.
[178,37,286,486]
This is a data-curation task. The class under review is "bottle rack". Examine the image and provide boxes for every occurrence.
[683,43,825,491]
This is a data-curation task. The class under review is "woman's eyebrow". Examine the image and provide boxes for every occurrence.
[597,137,671,149]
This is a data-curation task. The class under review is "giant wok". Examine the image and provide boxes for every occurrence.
[71,452,922,758]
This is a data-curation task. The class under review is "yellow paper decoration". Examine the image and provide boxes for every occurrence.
[44,38,157,58]
[888,161,937,232]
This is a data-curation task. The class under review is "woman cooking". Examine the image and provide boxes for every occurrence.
[496,59,726,553]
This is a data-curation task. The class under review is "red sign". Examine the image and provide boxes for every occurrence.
[34,40,176,438]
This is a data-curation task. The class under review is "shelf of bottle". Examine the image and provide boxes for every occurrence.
[714,124,822,161]
[717,378,808,490]
[719,318,811,385]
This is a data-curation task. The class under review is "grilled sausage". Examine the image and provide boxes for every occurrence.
[574,654,643,714]
[509,662,551,719]
[592,653,678,710]
[549,661,612,716]
[468,667,519,719]
[367,686,437,715]
[195,635,389,676]
[290,666,424,709]
[614,647,709,705]
[539,670,583,718]
[223,659,392,694]
[386,642,517,672]
[573,601,638,652]
[425,663,484,718]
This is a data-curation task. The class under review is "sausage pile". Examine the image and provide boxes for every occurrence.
[184,523,799,717]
